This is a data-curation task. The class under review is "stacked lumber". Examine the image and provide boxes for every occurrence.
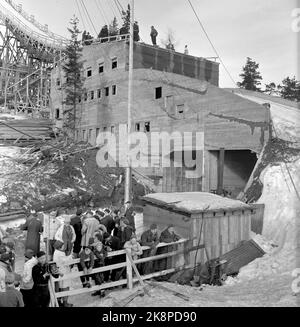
[0,118,53,141]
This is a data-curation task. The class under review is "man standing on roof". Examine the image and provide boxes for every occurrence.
[150,26,158,46]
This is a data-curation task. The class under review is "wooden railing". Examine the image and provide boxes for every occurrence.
[49,239,196,306]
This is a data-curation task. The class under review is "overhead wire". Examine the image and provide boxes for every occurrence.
[113,0,123,16]
[75,0,87,31]
[80,0,98,35]
[94,0,109,26]
[106,0,118,18]
[187,0,237,87]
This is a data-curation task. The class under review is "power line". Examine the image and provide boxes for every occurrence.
[80,0,98,35]
[78,0,93,32]
[113,0,123,16]
[75,0,87,31]
[116,0,125,12]
[106,0,118,18]
[94,0,109,26]
[187,0,237,87]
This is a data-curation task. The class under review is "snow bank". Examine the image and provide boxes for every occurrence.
[235,158,300,281]
[144,192,250,212]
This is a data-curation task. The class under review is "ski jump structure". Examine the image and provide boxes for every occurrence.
[0,0,68,117]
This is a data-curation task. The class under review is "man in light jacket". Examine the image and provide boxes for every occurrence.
[55,215,76,256]
[81,211,100,248]
[20,249,37,307]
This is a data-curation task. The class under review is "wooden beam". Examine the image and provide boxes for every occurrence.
[217,148,225,195]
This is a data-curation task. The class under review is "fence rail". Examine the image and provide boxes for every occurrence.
[49,239,194,305]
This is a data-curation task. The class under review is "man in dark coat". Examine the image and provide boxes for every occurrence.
[103,232,122,282]
[32,251,50,308]
[0,273,24,307]
[156,224,181,272]
[140,224,160,275]
[70,209,83,257]
[116,219,133,248]
[124,201,136,233]
[21,214,43,256]
[150,26,158,46]
[101,209,115,235]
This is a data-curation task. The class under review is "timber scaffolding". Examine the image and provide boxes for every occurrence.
[48,239,200,307]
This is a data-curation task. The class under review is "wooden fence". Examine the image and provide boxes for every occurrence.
[49,239,198,307]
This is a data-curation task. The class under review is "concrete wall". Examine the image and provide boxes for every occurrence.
[50,40,270,192]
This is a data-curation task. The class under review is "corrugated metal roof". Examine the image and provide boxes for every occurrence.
[220,240,265,276]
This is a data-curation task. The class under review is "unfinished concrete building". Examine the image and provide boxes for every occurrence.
[50,38,270,198]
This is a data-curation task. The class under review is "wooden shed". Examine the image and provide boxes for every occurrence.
[142,192,258,265]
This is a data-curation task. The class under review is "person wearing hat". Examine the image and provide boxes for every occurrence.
[81,211,100,248]
[43,211,62,261]
[20,249,37,307]
[124,201,136,233]
[21,213,43,256]
[156,224,181,273]
[116,218,133,248]
[101,209,115,235]
[91,241,107,297]
[102,232,121,282]
[79,246,95,288]
[52,241,73,307]
[0,273,24,307]
[140,224,160,275]
[55,215,76,256]
[31,251,50,307]
[71,209,83,258]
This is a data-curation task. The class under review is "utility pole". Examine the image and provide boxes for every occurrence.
[124,0,134,204]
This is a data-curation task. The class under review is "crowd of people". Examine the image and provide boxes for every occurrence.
[0,201,182,307]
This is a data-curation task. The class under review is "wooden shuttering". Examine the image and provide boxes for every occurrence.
[190,209,252,263]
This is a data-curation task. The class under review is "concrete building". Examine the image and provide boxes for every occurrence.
[50,38,270,197]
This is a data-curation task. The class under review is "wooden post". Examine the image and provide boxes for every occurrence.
[126,251,133,290]
[217,148,225,195]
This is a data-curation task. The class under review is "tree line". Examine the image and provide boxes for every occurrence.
[238,57,300,102]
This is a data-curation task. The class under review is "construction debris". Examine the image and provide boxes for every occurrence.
[0,138,152,213]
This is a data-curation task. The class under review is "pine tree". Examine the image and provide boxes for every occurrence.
[277,76,300,102]
[62,16,85,138]
[120,4,130,35]
[238,57,263,91]
[109,17,119,36]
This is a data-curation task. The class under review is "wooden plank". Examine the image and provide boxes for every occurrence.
[126,252,133,290]
[56,279,128,298]
[146,281,189,301]
[217,148,225,195]
[125,249,147,290]
[55,262,126,282]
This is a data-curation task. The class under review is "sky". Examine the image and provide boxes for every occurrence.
[3,0,299,87]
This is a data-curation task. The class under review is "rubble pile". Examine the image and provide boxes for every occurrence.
[0,138,152,213]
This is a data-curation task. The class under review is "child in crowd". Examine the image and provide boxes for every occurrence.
[124,235,143,260]
[79,246,94,288]
[91,242,107,297]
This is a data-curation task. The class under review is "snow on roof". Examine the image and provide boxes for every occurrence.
[143,192,251,213]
